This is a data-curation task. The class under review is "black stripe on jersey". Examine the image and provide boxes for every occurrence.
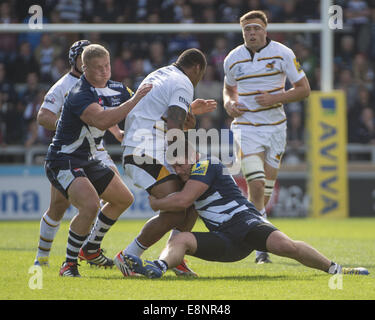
[229,59,253,70]
[257,56,284,61]
[235,70,282,81]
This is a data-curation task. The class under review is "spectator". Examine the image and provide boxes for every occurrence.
[209,36,229,80]
[335,68,359,111]
[195,64,222,120]
[1,99,25,145]
[50,57,69,83]
[143,41,167,74]
[55,0,83,23]
[349,106,375,144]
[131,58,147,89]
[0,1,18,62]
[352,53,374,90]
[167,33,200,59]
[335,35,356,70]
[218,0,243,23]
[112,47,133,82]
[24,89,52,147]
[19,72,41,108]
[0,62,17,106]
[92,0,120,23]
[8,42,39,83]
[34,33,63,83]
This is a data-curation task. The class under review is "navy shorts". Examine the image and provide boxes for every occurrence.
[45,159,115,199]
[192,211,278,262]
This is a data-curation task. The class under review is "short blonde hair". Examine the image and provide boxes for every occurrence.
[82,44,109,67]
[240,10,268,27]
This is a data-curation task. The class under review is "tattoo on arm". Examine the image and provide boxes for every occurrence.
[167,106,187,130]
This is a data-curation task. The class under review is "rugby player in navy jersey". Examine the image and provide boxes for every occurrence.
[34,40,128,268]
[45,44,152,277]
[116,140,369,278]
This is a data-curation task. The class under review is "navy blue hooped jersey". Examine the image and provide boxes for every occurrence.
[189,156,259,231]
[46,75,132,166]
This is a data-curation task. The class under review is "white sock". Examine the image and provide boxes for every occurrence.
[36,213,61,258]
[259,207,266,217]
[123,238,148,257]
[256,208,267,258]
[328,262,342,274]
[168,229,181,242]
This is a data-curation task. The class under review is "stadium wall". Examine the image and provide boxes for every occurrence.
[0,165,374,220]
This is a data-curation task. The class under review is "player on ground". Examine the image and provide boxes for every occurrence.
[33,40,126,267]
[223,10,311,263]
[45,44,152,277]
[116,140,369,279]
[114,48,217,277]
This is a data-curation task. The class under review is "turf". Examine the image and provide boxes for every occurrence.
[0,218,374,300]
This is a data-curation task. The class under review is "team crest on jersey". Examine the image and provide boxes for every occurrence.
[191,160,209,176]
[266,61,275,69]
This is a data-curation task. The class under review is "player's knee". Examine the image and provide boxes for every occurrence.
[169,232,195,252]
[116,192,134,211]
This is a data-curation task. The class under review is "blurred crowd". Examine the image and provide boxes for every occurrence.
[0,0,375,162]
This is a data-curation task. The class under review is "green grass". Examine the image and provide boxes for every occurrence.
[0,218,374,300]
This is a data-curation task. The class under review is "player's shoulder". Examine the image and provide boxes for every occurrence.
[107,79,133,97]
[191,156,222,176]
[224,44,246,63]
[66,76,95,104]
[47,72,77,94]
[170,65,194,89]
[268,40,295,57]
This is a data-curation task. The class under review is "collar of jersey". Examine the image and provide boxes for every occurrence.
[244,37,271,59]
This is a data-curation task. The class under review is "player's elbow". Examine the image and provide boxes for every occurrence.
[37,109,56,130]
[303,85,311,99]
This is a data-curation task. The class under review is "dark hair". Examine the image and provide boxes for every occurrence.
[240,10,268,26]
[175,48,207,71]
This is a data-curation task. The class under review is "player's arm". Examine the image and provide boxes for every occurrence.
[108,125,124,143]
[80,83,152,130]
[167,106,187,130]
[223,82,245,118]
[255,76,311,107]
[149,179,209,212]
[37,108,58,131]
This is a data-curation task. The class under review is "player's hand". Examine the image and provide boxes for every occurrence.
[255,91,279,107]
[224,100,245,118]
[184,112,196,130]
[190,99,217,115]
[148,195,158,211]
[132,83,153,102]
[115,129,124,142]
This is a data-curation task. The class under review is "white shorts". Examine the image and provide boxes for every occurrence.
[122,146,177,192]
[93,149,116,169]
[232,126,286,169]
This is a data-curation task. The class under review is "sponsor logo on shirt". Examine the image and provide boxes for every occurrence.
[179,96,190,108]
[191,160,209,176]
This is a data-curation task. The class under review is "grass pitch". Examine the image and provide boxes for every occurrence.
[0,218,374,300]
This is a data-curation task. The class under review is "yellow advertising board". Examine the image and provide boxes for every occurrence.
[307,91,348,218]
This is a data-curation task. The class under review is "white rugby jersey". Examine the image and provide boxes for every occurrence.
[224,39,305,131]
[41,72,79,116]
[123,64,193,159]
